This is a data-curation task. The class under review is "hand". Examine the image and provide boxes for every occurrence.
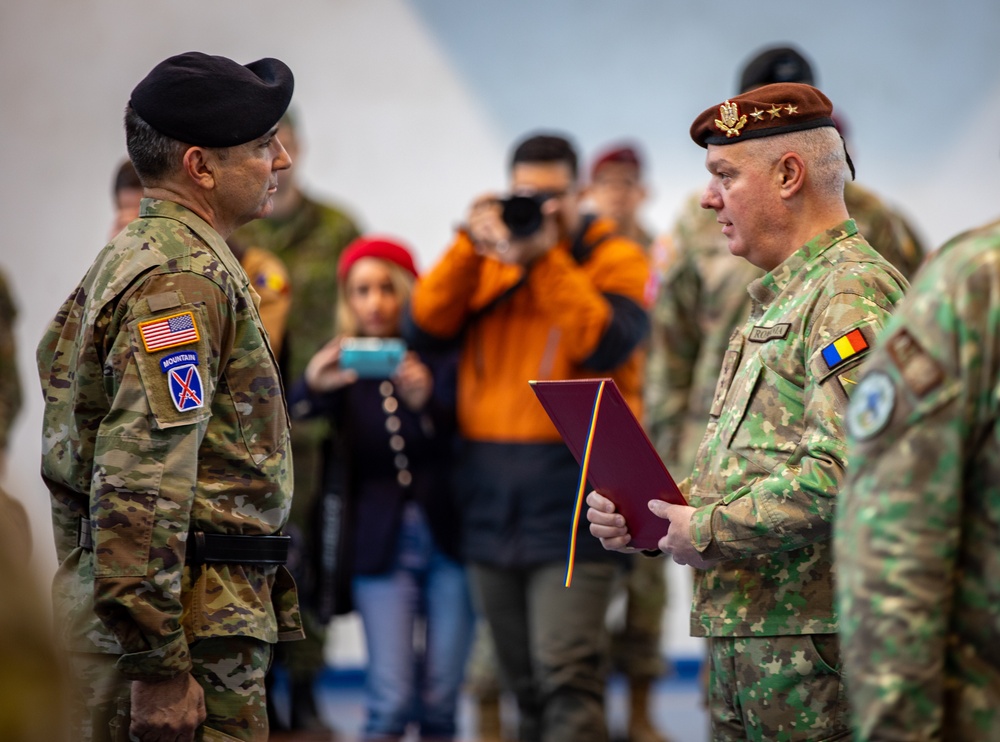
[648,501,718,569]
[394,352,433,411]
[304,337,358,393]
[130,672,206,742]
[586,490,639,553]
[466,192,559,266]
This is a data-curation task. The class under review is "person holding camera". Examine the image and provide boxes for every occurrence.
[287,235,475,741]
[403,133,650,742]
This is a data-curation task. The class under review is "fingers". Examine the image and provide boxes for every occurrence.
[585,490,616,513]
[648,499,674,519]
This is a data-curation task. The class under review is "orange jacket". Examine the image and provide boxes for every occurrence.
[409,216,650,443]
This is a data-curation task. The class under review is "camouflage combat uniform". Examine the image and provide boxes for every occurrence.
[837,218,1000,741]
[0,269,22,455]
[682,221,906,740]
[233,194,359,682]
[37,199,303,742]
[647,184,925,483]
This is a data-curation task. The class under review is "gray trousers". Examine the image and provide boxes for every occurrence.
[468,560,620,742]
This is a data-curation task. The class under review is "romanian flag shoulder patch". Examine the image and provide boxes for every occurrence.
[821,328,869,371]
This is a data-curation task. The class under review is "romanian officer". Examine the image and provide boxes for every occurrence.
[37,52,303,742]
[588,83,908,739]
[837,218,1000,739]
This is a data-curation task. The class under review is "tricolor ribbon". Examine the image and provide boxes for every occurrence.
[565,380,606,588]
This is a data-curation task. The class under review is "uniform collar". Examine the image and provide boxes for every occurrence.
[751,219,858,305]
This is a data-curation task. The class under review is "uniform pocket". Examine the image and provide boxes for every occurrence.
[222,345,288,464]
[727,360,803,473]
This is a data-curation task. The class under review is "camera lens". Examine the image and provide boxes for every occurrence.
[500,194,545,238]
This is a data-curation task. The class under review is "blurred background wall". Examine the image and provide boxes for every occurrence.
[2,0,998,665]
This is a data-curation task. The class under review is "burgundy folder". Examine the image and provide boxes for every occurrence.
[530,378,687,551]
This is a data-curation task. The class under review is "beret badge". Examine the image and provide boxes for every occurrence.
[715,100,747,138]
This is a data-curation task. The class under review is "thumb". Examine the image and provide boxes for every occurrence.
[648,499,675,520]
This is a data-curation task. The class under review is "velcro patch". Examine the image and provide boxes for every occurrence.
[167,362,204,412]
[886,328,944,397]
[821,328,869,371]
[748,323,790,343]
[138,311,200,353]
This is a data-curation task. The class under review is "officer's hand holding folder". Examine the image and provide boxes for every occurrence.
[530,378,687,584]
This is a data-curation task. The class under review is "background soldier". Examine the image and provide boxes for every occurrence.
[233,110,361,731]
[37,52,303,742]
[589,83,908,739]
[837,217,1000,740]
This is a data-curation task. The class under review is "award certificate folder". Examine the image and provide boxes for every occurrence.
[530,378,687,552]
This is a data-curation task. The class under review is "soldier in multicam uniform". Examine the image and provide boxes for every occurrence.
[589,83,908,740]
[36,52,303,742]
[646,44,926,487]
[837,218,1000,740]
[233,111,361,730]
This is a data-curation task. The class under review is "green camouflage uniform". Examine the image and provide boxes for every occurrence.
[837,218,1000,741]
[233,193,359,682]
[647,184,925,483]
[37,199,303,742]
[0,269,22,454]
[682,221,907,740]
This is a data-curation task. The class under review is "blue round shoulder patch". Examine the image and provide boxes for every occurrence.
[847,371,896,441]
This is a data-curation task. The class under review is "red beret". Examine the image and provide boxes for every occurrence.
[590,144,643,180]
[690,83,836,148]
[338,236,419,283]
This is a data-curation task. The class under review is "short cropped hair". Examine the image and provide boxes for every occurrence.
[510,133,579,181]
[749,126,848,199]
[112,158,142,197]
[124,105,188,185]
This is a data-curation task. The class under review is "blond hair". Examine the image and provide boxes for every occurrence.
[335,259,416,337]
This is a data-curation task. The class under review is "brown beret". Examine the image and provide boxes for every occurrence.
[690,82,836,148]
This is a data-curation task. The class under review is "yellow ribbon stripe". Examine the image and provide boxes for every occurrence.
[565,380,606,588]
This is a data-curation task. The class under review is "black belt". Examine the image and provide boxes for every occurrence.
[77,520,289,565]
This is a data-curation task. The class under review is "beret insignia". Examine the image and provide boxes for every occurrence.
[715,100,747,138]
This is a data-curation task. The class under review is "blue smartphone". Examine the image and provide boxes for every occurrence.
[339,337,407,378]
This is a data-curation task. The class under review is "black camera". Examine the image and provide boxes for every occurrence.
[499,192,555,238]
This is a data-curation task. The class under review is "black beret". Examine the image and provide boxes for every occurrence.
[738,45,815,93]
[129,51,294,147]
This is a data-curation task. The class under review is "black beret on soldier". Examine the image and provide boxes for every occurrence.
[738,45,815,93]
[129,52,294,147]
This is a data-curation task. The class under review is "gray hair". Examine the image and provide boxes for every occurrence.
[124,105,188,186]
[748,126,848,198]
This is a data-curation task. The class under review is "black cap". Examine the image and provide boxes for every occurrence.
[738,45,815,93]
[129,52,294,147]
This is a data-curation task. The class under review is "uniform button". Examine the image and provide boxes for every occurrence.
[379,381,394,397]
[397,470,412,487]
[390,434,405,452]
[394,453,409,470]
[385,415,401,433]
[383,397,399,414]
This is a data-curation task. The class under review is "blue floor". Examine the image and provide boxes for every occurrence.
[274,664,709,741]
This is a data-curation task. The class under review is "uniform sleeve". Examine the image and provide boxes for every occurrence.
[836,255,991,738]
[689,282,898,560]
[91,272,235,681]
[0,271,22,452]
[645,251,702,465]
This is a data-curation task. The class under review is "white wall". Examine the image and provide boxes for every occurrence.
[3,0,999,664]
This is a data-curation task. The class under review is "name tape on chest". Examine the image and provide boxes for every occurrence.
[160,350,204,412]
[138,311,200,353]
[821,328,868,371]
[748,323,790,343]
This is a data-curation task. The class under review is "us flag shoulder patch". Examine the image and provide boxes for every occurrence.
[138,311,200,353]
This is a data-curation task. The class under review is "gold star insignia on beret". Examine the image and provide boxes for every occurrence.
[750,108,765,121]
[715,100,747,138]
[767,105,782,119]
[785,103,798,115]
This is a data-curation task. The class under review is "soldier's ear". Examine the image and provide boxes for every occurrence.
[181,147,217,192]
[776,152,805,199]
